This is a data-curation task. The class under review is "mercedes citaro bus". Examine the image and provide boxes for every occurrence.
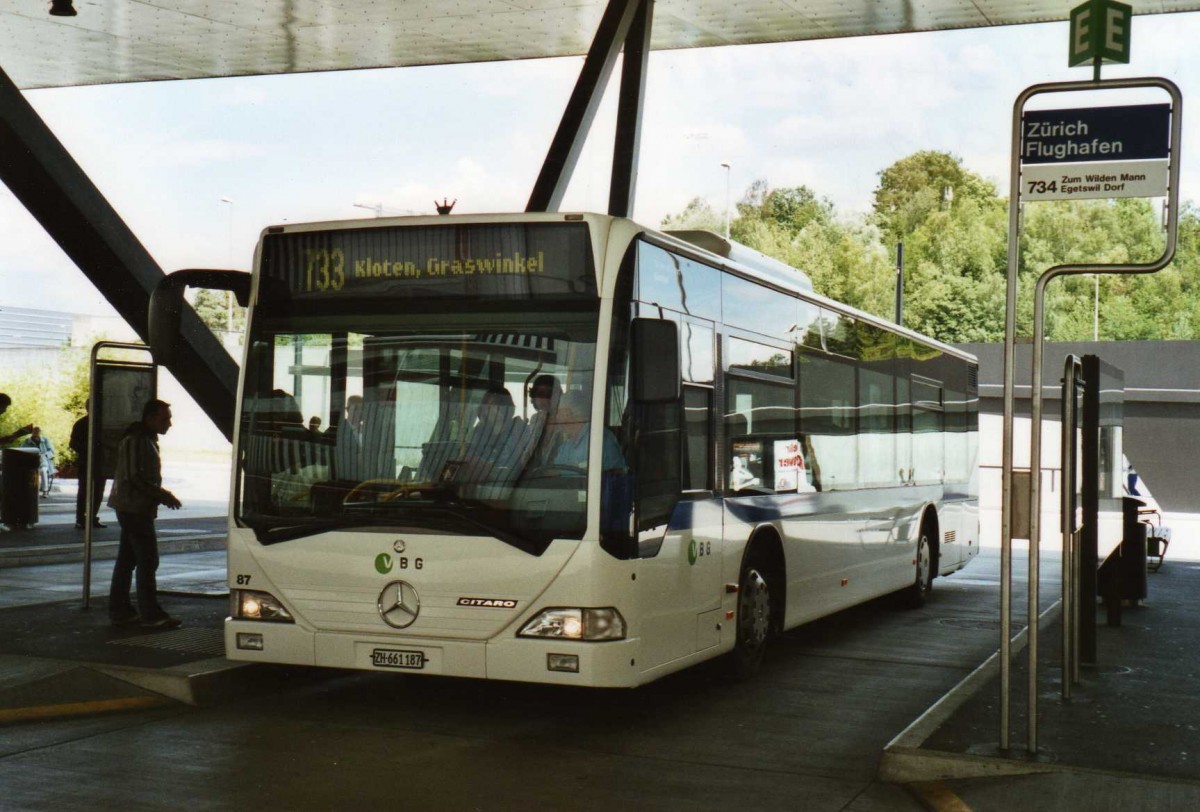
[151,212,978,687]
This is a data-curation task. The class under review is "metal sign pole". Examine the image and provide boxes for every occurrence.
[1012,76,1182,755]
[82,348,98,609]
[1061,356,1083,700]
[999,83,1031,753]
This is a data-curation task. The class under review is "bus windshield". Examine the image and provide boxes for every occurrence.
[237,307,601,552]
[236,220,604,553]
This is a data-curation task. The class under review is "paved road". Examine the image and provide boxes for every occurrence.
[0,546,1032,811]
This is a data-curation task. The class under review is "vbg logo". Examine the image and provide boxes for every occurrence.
[375,553,394,574]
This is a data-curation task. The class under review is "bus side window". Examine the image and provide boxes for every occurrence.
[798,351,856,491]
[726,372,797,493]
[912,376,945,485]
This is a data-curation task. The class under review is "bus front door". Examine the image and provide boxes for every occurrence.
[636,497,724,673]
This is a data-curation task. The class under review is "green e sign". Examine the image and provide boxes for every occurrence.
[1069,0,1132,67]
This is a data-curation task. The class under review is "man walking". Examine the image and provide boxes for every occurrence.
[107,399,183,629]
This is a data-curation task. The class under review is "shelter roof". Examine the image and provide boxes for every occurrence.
[9,0,1200,90]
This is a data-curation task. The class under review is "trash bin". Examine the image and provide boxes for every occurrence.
[1120,495,1148,601]
[1,447,39,527]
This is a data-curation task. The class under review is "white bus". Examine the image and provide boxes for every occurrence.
[153,212,978,687]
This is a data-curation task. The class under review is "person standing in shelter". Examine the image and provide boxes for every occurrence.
[22,426,56,498]
[107,399,183,629]
[70,407,107,528]
[0,393,34,445]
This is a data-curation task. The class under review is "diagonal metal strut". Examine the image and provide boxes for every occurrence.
[0,63,238,440]
[527,0,647,214]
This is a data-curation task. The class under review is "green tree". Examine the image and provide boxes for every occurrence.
[1020,198,1176,340]
[870,153,1008,342]
[731,181,895,318]
[732,180,833,239]
[660,197,724,233]
[872,151,1000,245]
[192,288,246,335]
[902,196,1008,341]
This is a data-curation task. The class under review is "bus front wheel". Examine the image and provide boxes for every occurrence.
[728,561,771,679]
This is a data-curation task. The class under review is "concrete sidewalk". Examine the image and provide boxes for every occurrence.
[0,547,244,723]
[0,475,237,718]
[0,483,227,567]
[882,549,1200,810]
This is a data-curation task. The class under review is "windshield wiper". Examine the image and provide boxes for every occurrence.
[247,516,375,544]
[421,505,533,550]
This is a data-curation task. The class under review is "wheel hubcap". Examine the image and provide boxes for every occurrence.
[741,569,770,647]
[917,536,930,594]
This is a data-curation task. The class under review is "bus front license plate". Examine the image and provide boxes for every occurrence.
[371,648,426,670]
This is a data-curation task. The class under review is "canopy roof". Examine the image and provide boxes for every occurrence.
[8,0,1199,90]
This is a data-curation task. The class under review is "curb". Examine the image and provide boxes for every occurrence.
[879,600,1062,785]
[91,656,252,706]
[0,534,226,568]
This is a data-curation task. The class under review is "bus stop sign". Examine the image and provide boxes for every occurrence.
[1020,103,1171,201]
[1069,0,1132,67]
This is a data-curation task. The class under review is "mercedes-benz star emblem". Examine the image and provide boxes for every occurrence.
[377,580,420,629]
[393,539,406,554]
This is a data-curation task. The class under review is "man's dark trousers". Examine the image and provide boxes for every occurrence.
[109,510,160,620]
[74,456,106,525]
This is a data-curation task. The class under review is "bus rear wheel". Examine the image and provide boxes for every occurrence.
[728,562,771,679]
[903,529,933,609]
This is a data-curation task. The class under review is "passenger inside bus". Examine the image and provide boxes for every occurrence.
[334,395,364,481]
[534,390,625,473]
[260,389,327,508]
[457,387,528,485]
[526,374,561,445]
[268,389,304,429]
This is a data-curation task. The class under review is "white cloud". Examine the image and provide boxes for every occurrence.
[371,155,532,215]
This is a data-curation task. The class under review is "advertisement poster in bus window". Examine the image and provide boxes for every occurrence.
[731,440,763,490]
[774,439,803,492]
[778,439,818,493]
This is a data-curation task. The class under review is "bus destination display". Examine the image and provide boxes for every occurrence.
[260,222,594,300]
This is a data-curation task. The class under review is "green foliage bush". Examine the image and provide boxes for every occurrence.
[0,349,89,470]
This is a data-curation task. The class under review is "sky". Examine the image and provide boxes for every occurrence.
[4,12,1200,317]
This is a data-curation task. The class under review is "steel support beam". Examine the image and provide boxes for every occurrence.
[527,0,642,213]
[609,0,653,218]
[0,63,237,440]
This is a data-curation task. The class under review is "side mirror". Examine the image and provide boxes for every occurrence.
[150,269,252,365]
[630,318,680,404]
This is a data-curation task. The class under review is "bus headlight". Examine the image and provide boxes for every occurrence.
[232,589,295,623]
[518,608,626,641]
